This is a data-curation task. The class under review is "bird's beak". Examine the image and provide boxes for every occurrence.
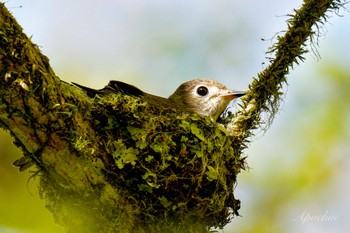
[220,90,246,100]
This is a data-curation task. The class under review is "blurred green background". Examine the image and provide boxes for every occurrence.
[0,0,349,232]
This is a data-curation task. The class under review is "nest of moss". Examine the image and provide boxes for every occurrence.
[78,92,246,230]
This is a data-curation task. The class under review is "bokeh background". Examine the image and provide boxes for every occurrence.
[0,0,349,232]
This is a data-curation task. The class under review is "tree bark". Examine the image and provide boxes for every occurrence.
[0,1,345,232]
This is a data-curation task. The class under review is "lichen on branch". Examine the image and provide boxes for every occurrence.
[229,0,345,146]
[0,1,346,232]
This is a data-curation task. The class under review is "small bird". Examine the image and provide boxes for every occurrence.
[72,79,246,122]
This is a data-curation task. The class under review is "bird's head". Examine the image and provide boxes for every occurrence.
[168,79,246,121]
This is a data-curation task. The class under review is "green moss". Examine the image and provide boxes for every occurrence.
[80,93,245,230]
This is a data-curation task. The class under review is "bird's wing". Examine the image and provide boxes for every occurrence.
[105,81,144,96]
[72,80,176,111]
[72,80,145,98]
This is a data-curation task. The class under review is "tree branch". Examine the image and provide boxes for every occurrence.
[0,1,346,232]
[229,0,345,150]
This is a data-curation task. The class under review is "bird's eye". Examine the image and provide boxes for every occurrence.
[196,86,208,96]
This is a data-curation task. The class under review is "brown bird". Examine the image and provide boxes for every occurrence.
[72,79,246,122]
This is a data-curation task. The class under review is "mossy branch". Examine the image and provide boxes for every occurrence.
[229,0,345,149]
[0,3,241,232]
[0,1,345,233]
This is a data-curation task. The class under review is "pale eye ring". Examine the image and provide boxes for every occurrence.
[196,86,208,96]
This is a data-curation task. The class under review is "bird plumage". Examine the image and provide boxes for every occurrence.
[72,79,246,122]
